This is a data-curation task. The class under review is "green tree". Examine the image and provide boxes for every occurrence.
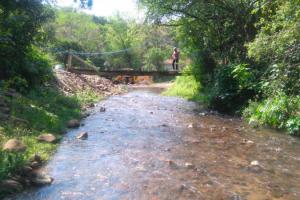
[104,15,143,69]
[0,0,54,87]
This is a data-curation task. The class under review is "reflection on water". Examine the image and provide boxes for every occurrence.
[11,88,300,200]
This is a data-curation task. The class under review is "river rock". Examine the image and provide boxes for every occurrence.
[67,119,80,128]
[3,139,27,152]
[250,160,259,166]
[188,123,196,128]
[37,134,56,143]
[100,107,106,112]
[30,173,53,186]
[221,127,228,132]
[77,132,88,140]
[199,112,207,116]
[242,139,254,145]
[166,160,176,167]
[87,102,95,108]
[210,127,216,132]
[30,154,42,163]
[18,165,33,176]
[0,179,23,194]
[248,160,263,173]
[30,161,41,169]
[185,162,195,169]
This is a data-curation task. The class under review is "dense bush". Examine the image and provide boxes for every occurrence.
[244,94,300,135]
[208,64,258,114]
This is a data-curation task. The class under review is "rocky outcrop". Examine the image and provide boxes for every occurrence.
[3,139,27,152]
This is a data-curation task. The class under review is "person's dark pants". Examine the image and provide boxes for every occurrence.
[172,59,179,70]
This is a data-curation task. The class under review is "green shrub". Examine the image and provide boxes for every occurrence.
[3,76,28,93]
[208,64,258,114]
[243,94,300,135]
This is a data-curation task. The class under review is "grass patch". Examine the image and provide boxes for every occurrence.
[163,75,207,103]
[0,87,102,183]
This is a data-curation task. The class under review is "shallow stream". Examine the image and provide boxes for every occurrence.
[11,87,300,200]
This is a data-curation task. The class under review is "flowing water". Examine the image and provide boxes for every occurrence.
[10,86,300,200]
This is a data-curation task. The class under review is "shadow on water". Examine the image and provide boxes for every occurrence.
[9,86,300,200]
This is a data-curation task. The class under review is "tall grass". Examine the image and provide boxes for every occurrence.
[163,75,207,104]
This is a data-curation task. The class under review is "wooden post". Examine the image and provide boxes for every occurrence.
[67,49,72,71]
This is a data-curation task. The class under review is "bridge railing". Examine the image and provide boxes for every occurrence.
[65,49,182,76]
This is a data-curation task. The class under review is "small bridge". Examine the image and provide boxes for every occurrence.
[65,51,181,78]
[68,68,180,77]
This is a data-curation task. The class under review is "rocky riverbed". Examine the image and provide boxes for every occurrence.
[7,87,300,200]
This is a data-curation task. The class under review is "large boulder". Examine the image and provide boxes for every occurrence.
[37,134,56,143]
[3,139,27,152]
[67,119,80,128]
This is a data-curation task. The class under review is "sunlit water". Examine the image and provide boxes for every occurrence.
[9,87,300,200]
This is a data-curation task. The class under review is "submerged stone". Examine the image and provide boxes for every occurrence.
[30,173,53,186]
[77,132,88,140]
[100,107,106,112]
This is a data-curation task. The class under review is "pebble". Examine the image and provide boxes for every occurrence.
[221,127,228,132]
[188,123,195,128]
[185,162,194,169]
[242,139,254,145]
[248,160,263,173]
[250,160,259,166]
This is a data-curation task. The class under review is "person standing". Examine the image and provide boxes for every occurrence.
[172,47,180,70]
